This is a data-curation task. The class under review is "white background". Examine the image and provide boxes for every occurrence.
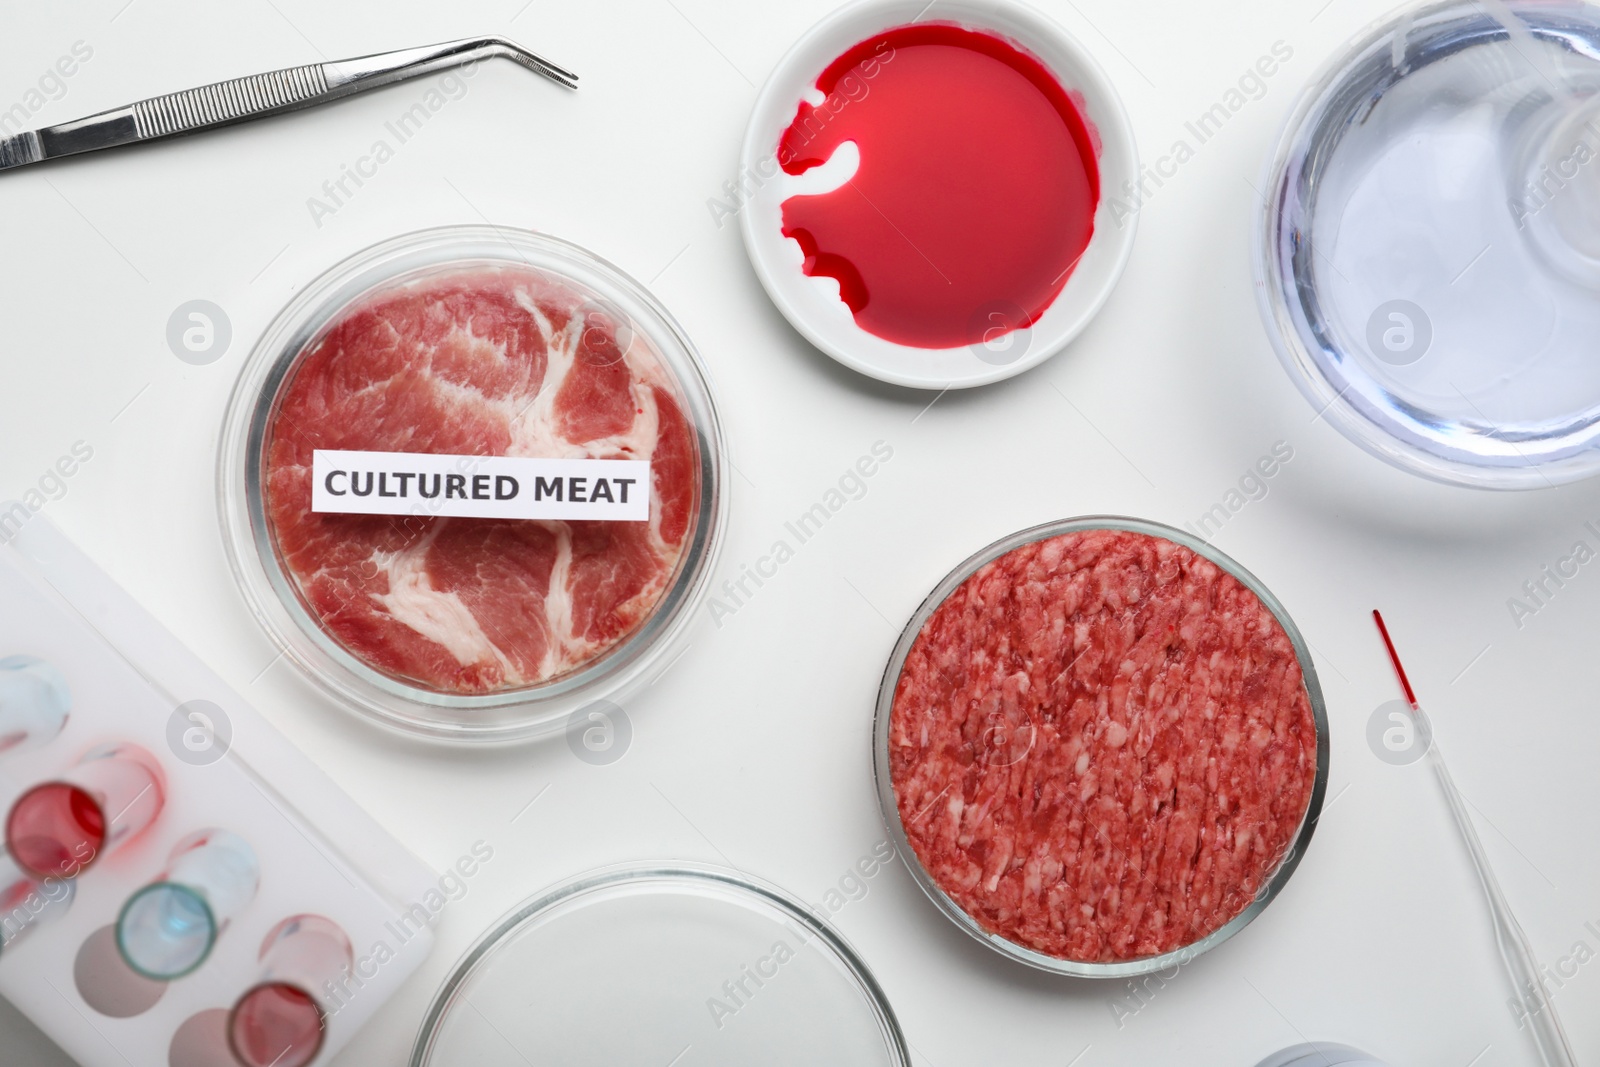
[2,1,1599,1065]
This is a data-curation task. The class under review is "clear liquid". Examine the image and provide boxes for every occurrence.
[0,656,69,755]
[1268,2,1600,483]
[1319,28,1600,429]
[119,885,214,977]
[117,831,258,979]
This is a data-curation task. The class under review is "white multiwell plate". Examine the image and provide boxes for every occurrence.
[0,512,436,1067]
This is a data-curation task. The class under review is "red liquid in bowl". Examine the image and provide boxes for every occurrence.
[779,23,1100,350]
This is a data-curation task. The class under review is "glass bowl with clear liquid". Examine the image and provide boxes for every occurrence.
[1258,0,1600,488]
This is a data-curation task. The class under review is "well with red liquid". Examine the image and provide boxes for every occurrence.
[779,23,1100,350]
[5,782,104,879]
[229,983,325,1067]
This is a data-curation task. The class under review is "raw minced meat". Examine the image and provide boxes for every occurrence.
[263,266,700,695]
[889,527,1317,962]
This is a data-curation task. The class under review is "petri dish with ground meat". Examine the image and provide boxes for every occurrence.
[875,516,1328,977]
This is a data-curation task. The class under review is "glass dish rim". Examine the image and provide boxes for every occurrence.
[1254,0,1600,490]
[407,861,913,1067]
[871,515,1331,979]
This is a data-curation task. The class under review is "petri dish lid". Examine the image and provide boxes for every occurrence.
[410,865,910,1067]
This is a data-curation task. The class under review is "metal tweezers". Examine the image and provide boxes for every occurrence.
[0,36,576,172]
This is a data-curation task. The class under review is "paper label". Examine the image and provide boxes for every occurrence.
[311,450,650,522]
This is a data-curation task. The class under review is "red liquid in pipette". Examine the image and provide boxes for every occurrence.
[230,983,325,1067]
[778,23,1100,349]
[1372,609,1420,708]
[5,782,104,879]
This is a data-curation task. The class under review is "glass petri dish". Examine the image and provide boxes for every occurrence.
[873,517,1329,978]
[1258,0,1600,488]
[1256,1046,1391,1067]
[219,226,727,742]
[409,864,910,1066]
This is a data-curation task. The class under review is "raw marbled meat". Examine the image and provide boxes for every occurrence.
[264,267,699,694]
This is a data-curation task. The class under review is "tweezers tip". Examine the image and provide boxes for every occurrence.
[488,35,578,89]
[527,62,578,90]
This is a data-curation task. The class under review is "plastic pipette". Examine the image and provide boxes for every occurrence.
[1372,610,1577,1067]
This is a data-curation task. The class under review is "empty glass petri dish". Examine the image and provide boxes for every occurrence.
[1256,1045,1392,1067]
[1258,0,1600,487]
[410,865,909,1066]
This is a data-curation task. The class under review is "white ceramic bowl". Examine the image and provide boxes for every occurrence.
[739,0,1139,390]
